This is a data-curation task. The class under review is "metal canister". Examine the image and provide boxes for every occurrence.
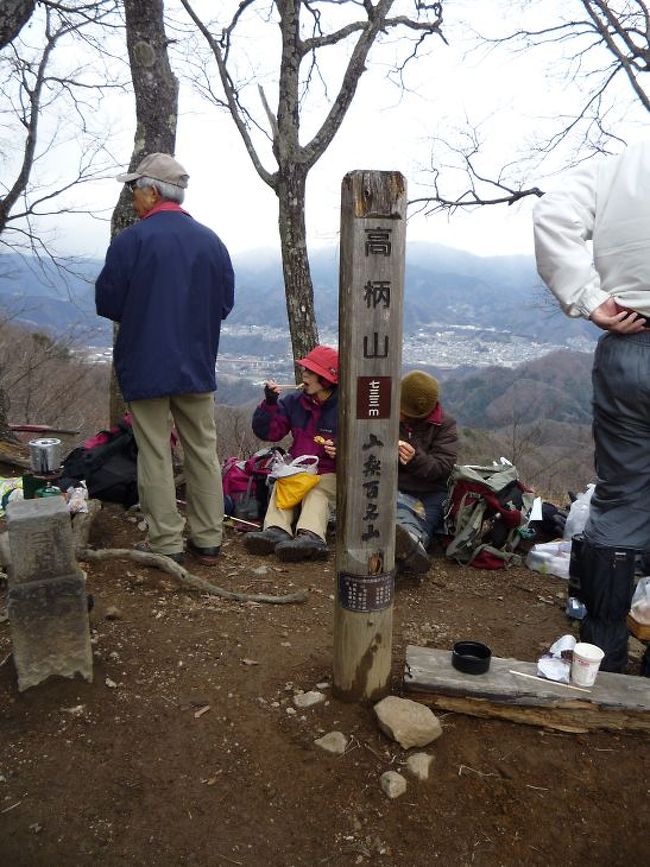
[28,438,62,474]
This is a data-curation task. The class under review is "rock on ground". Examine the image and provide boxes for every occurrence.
[293,690,325,708]
[314,731,348,755]
[374,695,443,749]
[406,752,434,780]
[380,771,407,799]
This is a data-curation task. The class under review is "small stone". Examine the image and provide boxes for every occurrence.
[316,681,330,690]
[61,704,85,717]
[194,705,210,719]
[406,752,434,781]
[380,771,407,799]
[252,566,269,575]
[293,691,325,709]
[105,677,117,689]
[137,521,147,531]
[105,606,121,621]
[314,731,348,755]
[285,707,297,716]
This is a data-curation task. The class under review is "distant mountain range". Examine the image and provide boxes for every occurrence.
[0,247,599,430]
[0,243,600,354]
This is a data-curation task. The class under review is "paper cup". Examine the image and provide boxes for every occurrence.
[571,642,605,687]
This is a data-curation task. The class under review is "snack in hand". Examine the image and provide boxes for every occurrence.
[313,435,327,445]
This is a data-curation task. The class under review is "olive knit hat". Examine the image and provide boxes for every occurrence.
[400,370,440,419]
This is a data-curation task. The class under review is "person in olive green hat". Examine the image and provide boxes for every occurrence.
[395,370,459,574]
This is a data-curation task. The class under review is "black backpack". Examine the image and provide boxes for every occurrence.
[60,417,139,507]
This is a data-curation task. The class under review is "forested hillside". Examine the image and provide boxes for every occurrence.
[441,349,594,427]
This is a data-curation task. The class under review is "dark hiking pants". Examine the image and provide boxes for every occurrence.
[581,331,650,670]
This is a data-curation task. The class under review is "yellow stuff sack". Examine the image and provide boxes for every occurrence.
[274,472,320,509]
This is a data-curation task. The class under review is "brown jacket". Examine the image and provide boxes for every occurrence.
[398,404,458,496]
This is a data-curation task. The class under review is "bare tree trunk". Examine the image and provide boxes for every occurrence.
[277,165,319,364]
[0,0,35,49]
[108,0,179,422]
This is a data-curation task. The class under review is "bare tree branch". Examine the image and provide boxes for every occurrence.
[177,0,447,363]
[419,2,650,215]
[179,0,277,189]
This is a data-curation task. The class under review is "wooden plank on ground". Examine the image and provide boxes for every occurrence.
[404,644,650,734]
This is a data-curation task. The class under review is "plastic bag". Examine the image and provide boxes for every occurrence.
[66,484,89,514]
[525,540,570,580]
[563,484,595,540]
[631,576,650,625]
[0,477,24,516]
[274,472,320,509]
[536,634,576,683]
[269,454,319,479]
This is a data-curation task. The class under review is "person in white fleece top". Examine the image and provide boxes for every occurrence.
[534,141,650,676]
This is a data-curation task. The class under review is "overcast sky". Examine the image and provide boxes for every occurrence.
[15,0,650,262]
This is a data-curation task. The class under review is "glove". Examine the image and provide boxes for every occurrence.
[264,384,279,405]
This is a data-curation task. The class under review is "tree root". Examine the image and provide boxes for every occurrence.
[79,547,309,605]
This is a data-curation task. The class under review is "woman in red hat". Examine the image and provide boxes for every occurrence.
[244,345,338,562]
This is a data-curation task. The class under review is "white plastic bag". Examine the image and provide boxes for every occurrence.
[537,634,576,683]
[631,577,650,625]
[563,484,595,540]
[525,541,570,579]
[269,453,319,480]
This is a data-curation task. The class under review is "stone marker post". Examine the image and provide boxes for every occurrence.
[6,497,92,691]
[333,170,406,702]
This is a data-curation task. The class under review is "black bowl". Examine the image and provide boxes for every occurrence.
[451,640,492,675]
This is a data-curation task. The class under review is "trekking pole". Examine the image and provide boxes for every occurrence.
[223,515,260,528]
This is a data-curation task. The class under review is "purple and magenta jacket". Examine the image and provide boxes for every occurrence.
[252,389,338,475]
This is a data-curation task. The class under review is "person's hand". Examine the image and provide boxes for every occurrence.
[264,380,280,404]
[398,439,415,465]
[323,439,336,459]
[590,298,648,333]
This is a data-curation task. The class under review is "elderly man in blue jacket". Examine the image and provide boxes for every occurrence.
[96,152,234,566]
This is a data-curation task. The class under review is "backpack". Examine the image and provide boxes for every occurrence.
[222,447,283,524]
[443,463,535,569]
[60,416,139,507]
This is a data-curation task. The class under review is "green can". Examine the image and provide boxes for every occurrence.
[35,485,63,498]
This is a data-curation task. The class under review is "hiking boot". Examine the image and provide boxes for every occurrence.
[244,526,292,556]
[275,529,328,562]
[395,525,430,575]
[134,540,185,565]
[187,539,221,566]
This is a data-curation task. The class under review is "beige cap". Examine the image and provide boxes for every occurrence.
[116,152,189,188]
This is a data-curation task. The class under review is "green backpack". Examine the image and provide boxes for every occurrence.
[444,464,536,569]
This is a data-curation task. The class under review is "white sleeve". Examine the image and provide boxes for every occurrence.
[533,161,610,318]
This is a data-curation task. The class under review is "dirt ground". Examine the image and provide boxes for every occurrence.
[0,503,649,867]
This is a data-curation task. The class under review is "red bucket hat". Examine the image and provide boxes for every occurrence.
[297,345,339,385]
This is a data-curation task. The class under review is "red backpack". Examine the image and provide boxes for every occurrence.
[222,447,283,525]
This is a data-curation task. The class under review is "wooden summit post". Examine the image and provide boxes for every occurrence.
[333,170,406,702]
